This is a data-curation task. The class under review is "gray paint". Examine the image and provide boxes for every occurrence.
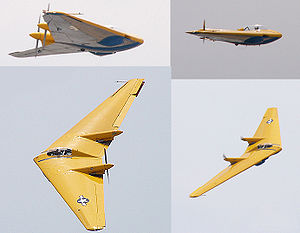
[172,0,300,78]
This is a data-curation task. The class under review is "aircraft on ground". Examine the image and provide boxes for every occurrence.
[10,8,143,58]
[186,21,282,46]
[190,108,282,198]
[34,79,145,231]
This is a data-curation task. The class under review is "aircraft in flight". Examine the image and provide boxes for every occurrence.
[34,79,145,230]
[10,9,143,58]
[190,108,282,198]
[186,21,282,46]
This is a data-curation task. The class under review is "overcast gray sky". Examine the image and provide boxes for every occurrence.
[172,0,300,78]
[3,0,169,66]
[0,67,170,233]
[172,80,300,233]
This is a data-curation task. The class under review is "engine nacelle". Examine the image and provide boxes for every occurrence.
[38,23,49,31]
[29,32,54,46]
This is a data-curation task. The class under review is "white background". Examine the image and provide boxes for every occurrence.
[3,0,169,66]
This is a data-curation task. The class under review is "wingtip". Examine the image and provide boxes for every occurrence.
[8,52,21,58]
[189,191,200,198]
[186,30,195,35]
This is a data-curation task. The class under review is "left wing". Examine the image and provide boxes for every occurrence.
[34,79,144,230]
[190,108,282,198]
[9,43,82,58]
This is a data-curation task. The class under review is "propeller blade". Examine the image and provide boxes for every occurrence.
[47,3,50,11]
[37,14,41,32]
[104,148,108,164]
[35,14,41,57]
[104,148,110,183]
[42,30,47,48]
[203,19,206,30]
[35,40,39,57]
[106,170,110,184]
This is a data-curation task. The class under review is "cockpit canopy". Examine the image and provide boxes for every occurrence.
[45,147,72,156]
[243,24,267,31]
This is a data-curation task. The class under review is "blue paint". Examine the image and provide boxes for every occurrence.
[68,41,141,52]
[89,52,114,56]
[244,36,264,44]
[37,156,72,162]
[241,36,280,45]
[98,36,125,46]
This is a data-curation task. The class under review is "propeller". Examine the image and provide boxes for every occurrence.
[34,14,41,57]
[42,3,50,48]
[104,148,110,183]
[201,20,206,43]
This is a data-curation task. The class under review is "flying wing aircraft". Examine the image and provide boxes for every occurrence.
[10,10,143,58]
[190,108,282,198]
[186,21,282,46]
[33,79,145,231]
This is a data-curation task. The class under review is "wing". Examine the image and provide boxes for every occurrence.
[43,12,143,51]
[47,78,145,152]
[190,108,282,198]
[9,43,82,58]
[34,79,144,230]
[187,30,256,44]
[34,156,107,231]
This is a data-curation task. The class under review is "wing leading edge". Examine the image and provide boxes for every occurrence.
[34,79,144,230]
[190,108,282,198]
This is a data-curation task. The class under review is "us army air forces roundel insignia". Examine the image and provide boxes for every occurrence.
[77,195,89,206]
[266,118,273,124]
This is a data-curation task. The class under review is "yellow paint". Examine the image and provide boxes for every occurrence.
[29,32,54,46]
[186,23,282,45]
[38,22,49,31]
[187,28,282,37]
[190,108,282,198]
[34,79,145,230]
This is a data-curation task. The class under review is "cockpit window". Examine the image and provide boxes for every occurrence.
[244,25,267,31]
[46,148,72,156]
[257,144,273,149]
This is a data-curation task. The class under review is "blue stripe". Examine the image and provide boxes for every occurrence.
[37,156,72,162]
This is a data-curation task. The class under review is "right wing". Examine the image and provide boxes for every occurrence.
[9,43,82,58]
[43,12,143,51]
[190,108,282,198]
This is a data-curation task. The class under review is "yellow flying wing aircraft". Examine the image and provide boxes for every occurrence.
[10,9,143,58]
[190,108,282,198]
[34,79,144,231]
[186,21,282,46]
